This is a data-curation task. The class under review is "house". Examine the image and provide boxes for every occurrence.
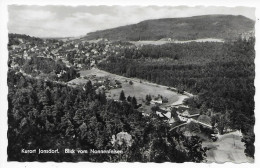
[11,45,19,50]
[151,97,163,105]
[156,109,171,119]
[156,108,178,124]
[156,108,167,116]
[77,64,82,68]
[173,104,189,108]
[177,109,200,121]
[181,110,190,117]
[177,110,190,121]
[142,113,150,117]
[168,118,176,124]
[197,115,211,126]
[156,111,165,118]
[91,49,98,54]
[178,115,188,122]
[164,111,171,119]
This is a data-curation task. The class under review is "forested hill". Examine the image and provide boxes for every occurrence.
[98,37,255,158]
[84,15,254,41]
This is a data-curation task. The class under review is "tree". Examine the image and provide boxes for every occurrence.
[183,136,207,162]
[146,94,152,102]
[151,105,159,113]
[119,90,126,101]
[131,96,137,108]
[84,80,93,94]
[40,88,52,106]
[211,112,231,135]
[242,127,255,158]
[127,95,132,102]
[97,90,107,104]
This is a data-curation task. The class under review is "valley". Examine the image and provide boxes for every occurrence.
[7,14,255,162]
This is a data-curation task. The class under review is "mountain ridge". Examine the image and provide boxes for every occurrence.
[84,15,255,41]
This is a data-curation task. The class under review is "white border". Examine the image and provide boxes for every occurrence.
[0,0,259,168]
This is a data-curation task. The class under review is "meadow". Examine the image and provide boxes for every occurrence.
[69,68,186,112]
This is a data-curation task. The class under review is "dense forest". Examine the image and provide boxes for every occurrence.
[85,15,254,41]
[98,38,255,158]
[22,57,79,82]
[8,69,206,162]
[8,33,62,47]
[7,31,255,161]
[8,34,45,46]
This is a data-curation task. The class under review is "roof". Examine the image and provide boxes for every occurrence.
[156,108,168,113]
[197,115,211,125]
[182,110,190,116]
[156,111,171,119]
[163,112,171,119]
[156,111,164,118]
[169,118,176,124]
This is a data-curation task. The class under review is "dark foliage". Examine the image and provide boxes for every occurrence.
[8,70,206,162]
[98,38,255,158]
[86,15,254,41]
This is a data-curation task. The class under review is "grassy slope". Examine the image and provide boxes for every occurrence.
[69,68,186,112]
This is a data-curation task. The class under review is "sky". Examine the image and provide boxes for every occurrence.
[8,5,255,38]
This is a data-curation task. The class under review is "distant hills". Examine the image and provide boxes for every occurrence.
[84,15,255,41]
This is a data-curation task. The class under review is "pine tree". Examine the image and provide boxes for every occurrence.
[146,94,152,102]
[131,96,137,108]
[84,80,93,94]
[119,90,126,101]
[127,95,132,102]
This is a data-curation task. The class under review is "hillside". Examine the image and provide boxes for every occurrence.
[84,15,254,41]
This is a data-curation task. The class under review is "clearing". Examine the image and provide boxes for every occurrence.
[129,38,224,46]
[202,131,254,163]
[68,68,188,113]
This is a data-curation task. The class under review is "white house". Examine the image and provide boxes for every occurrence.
[151,98,163,105]
[156,110,171,119]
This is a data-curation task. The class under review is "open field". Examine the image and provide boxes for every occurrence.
[106,80,180,112]
[129,38,224,46]
[202,131,254,163]
[69,68,188,112]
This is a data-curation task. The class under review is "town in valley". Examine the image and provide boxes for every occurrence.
[7,6,255,163]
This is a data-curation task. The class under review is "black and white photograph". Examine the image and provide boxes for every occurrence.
[0,0,259,167]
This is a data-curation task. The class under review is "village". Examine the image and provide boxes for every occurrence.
[10,33,242,160]
[8,35,140,86]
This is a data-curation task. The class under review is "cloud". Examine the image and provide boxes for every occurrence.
[8,5,255,38]
[18,9,55,20]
